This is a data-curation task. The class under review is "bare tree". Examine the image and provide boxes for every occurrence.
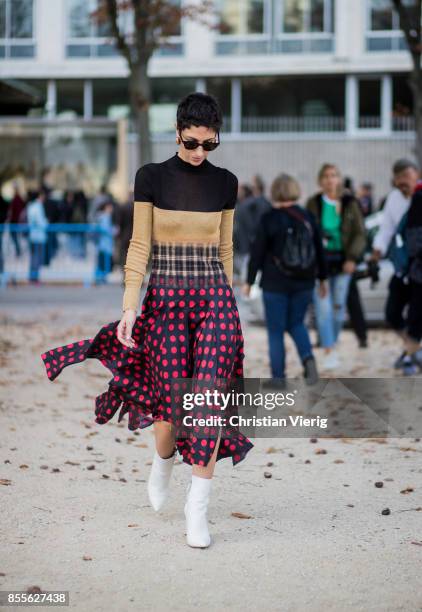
[94,0,215,166]
[392,0,422,168]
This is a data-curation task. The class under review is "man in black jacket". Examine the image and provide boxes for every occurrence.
[402,181,422,374]
[234,174,272,283]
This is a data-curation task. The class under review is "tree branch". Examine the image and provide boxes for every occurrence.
[132,0,150,63]
[104,0,133,67]
[392,0,422,67]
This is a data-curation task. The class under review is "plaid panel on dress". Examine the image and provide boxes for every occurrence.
[150,241,227,287]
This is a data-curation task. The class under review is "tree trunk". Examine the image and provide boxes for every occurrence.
[129,62,152,167]
[410,68,422,170]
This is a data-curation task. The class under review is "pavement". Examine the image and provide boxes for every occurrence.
[1,282,421,612]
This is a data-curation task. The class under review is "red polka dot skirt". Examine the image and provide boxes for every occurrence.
[40,242,254,467]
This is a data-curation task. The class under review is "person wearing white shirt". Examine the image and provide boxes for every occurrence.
[372,187,412,256]
[371,159,419,368]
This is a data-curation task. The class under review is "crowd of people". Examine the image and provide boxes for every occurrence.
[235,158,422,382]
[0,183,132,284]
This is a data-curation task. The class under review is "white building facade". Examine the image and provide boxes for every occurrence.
[0,0,417,200]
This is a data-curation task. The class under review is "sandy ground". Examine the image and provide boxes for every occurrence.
[1,284,422,612]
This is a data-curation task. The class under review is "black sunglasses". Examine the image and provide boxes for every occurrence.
[178,130,220,151]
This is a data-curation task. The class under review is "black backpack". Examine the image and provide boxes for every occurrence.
[271,207,316,279]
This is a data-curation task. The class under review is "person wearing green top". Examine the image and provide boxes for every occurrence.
[306,164,366,370]
[321,194,343,251]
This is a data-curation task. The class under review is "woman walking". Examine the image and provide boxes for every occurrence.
[306,164,366,370]
[242,173,328,387]
[40,92,253,548]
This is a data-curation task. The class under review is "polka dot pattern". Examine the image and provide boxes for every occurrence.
[41,279,254,467]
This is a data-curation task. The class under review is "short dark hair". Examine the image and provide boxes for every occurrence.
[98,201,112,212]
[176,92,222,132]
[392,158,418,175]
[29,188,47,201]
[27,190,40,201]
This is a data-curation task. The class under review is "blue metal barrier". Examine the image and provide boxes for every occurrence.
[0,223,114,287]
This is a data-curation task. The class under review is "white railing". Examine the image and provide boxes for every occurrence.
[358,116,382,129]
[241,116,345,133]
[0,114,415,137]
[393,116,414,132]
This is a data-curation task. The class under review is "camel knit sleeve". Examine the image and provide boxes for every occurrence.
[219,208,235,286]
[122,165,155,313]
[122,201,153,313]
[219,170,238,287]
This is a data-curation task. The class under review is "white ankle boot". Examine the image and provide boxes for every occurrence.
[184,475,212,548]
[147,449,175,511]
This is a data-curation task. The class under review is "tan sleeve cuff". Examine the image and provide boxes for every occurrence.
[219,208,234,286]
[122,201,153,312]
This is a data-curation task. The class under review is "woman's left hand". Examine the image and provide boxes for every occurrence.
[343,260,356,274]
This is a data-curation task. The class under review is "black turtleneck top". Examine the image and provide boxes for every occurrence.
[122,152,239,311]
[134,152,238,211]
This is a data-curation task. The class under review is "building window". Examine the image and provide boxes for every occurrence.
[215,0,272,54]
[241,75,345,131]
[370,0,393,30]
[366,0,413,52]
[66,0,184,58]
[282,0,329,33]
[206,77,232,130]
[393,73,413,131]
[91,77,196,131]
[0,0,35,59]
[57,80,85,117]
[153,0,185,57]
[276,0,334,53]
[218,0,267,35]
[215,0,334,55]
[149,77,197,131]
[93,78,130,118]
[358,78,382,128]
[66,0,118,58]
